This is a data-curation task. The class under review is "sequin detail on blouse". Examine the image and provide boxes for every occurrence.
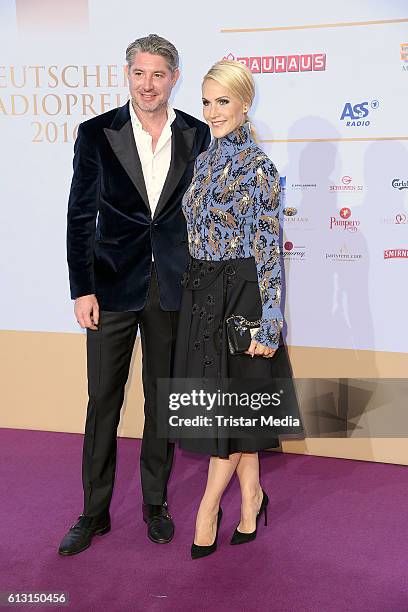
[182,123,283,348]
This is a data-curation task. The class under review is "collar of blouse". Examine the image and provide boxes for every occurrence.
[208,122,254,157]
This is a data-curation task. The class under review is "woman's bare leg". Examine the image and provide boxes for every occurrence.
[194,453,241,545]
[235,452,263,533]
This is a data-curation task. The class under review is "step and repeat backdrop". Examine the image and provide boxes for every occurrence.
[0,1,407,357]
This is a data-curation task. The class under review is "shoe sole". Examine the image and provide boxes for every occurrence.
[147,531,174,544]
[58,524,111,556]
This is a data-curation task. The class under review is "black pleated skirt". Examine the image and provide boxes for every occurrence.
[173,256,302,458]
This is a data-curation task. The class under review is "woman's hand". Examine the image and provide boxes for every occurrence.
[245,340,276,359]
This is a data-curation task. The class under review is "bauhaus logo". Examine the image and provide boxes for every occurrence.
[223,53,326,74]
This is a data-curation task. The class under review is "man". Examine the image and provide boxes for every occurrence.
[59,34,210,555]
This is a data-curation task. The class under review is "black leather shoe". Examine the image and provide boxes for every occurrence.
[142,502,174,544]
[58,512,111,556]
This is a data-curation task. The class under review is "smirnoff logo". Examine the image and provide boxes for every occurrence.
[384,249,408,259]
[223,53,326,73]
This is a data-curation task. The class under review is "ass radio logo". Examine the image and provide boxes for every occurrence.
[340,99,379,127]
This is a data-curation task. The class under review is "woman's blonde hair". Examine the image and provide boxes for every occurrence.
[203,60,257,138]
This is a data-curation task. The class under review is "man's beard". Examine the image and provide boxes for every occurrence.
[131,95,167,114]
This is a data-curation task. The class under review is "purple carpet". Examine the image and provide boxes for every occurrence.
[1,428,407,611]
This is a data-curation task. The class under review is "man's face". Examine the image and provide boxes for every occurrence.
[127,52,179,114]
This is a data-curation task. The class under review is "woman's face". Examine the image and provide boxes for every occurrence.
[202,78,247,138]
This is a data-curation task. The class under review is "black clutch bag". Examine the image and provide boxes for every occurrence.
[226,315,261,355]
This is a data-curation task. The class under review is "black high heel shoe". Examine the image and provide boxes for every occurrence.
[230,490,269,545]
[191,508,223,559]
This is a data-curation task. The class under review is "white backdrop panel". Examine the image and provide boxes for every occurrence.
[0,0,407,353]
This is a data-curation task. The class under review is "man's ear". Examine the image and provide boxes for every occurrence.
[172,68,180,87]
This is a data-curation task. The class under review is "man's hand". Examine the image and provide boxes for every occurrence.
[245,340,276,359]
[74,294,99,330]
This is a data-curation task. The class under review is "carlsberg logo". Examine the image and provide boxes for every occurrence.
[392,179,408,190]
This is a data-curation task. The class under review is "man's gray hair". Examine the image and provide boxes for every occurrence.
[126,34,179,71]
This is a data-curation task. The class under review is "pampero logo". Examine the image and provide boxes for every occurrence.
[223,52,326,74]
[392,179,408,190]
[340,100,379,127]
[329,175,363,192]
[329,207,360,232]
[384,249,408,259]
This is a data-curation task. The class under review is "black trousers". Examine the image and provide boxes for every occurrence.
[82,267,178,516]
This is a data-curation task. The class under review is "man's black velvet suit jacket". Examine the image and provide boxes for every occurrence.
[67,103,210,311]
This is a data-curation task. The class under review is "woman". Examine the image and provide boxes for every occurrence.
[174,60,297,558]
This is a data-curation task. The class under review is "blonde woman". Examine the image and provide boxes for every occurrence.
[174,60,296,558]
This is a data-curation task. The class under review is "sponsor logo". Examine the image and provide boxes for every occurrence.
[401,43,408,71]
[340,99,379,127]
[329,207,360,232]
[283,207,298,216]
[223,53,326,74]
[280,176,309,225]
[384,249,408,259]
[329,175,363,192]
[282,208,309,225]
[283,240,306,260]
[392,178,408,190]
[290,182,317,191]
[380,212,408,225]
[326,243,363,262]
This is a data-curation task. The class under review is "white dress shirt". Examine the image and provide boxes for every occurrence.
[129,100,176,218]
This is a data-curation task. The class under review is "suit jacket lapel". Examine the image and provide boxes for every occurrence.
[104,105,150,211]
[153,119,196,219]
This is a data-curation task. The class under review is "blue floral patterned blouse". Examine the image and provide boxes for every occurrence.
[182,122,283,349]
